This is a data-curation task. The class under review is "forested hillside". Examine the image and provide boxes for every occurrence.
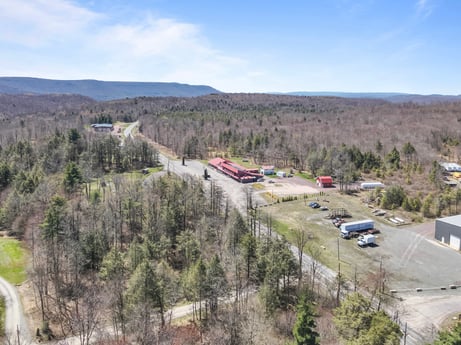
[79,93,461,166]
[3,92,461,218]
[1,92,460,344]
[87,93,461,216]
[0,77,220,101]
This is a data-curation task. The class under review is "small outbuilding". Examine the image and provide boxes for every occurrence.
[276,171,287,178]
[316,176,333,188]
[260,165,275,175]
[440,162,461,173]
[360,182,385,190]
[435,215,461,251]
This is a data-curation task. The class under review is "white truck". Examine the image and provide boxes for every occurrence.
[357,234,376,247]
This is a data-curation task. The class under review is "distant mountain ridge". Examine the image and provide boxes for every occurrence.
[284,91,461,104]
[1,77,460,104]
[0,77,221,101]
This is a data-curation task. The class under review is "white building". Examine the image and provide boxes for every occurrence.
[440,162,461,172]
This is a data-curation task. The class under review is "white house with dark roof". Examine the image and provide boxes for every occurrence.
[91,123,113,132]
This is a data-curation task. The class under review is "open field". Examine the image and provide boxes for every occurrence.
[0,237,28,285]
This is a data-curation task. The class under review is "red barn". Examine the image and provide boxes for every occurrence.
[316,176,333,188]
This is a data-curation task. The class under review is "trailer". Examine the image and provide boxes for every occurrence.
[340,219,374,238]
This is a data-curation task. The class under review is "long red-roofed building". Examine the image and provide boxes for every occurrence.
[208,158,263,183]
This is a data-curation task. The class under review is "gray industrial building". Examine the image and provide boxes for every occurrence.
[435,214,461,250]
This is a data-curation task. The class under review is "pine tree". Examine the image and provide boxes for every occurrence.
[434,323,461,345]
[63,162,83,193]
[292,293,319,345]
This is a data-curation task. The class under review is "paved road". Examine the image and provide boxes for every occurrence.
[0,276,33,344]
[158,155,258,214]
[123,121,138,139]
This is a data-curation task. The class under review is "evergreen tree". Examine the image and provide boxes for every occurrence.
[63,162,83,193]
[240,232,257,282]
[0,163,12,190]
[205,255,228,317]
[386,147,401,169]
[292,294,319,345]
[333,293,372,341]
[380,185,406,210]
[434,323,461,345]
[353,311,402,345]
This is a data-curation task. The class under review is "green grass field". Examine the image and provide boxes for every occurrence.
[0,237,28,284]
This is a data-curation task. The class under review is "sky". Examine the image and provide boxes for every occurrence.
[0,0,460,94]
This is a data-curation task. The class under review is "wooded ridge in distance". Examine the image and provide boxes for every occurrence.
[1,77,461,103]
[0,77,221,101]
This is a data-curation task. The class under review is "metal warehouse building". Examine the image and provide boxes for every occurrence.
[435,215,461,250]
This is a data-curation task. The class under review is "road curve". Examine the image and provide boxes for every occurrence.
[124,120,139,139]
[0,276,33,344]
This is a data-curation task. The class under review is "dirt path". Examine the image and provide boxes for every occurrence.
[0,276,33,344]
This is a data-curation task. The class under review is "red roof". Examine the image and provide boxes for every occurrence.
[209,157,226,166]
[317,176,333,183]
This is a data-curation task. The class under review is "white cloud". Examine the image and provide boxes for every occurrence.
[94,18,204,59]
[416,0,433,19]
[0,0,256,91]
[0,0,100,47]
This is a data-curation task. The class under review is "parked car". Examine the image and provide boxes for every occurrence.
[309,202,320,208]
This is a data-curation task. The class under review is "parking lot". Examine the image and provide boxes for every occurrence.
[255,182,461,291]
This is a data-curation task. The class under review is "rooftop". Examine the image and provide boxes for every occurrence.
[437,214,461,227]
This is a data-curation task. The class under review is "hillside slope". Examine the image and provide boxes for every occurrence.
[0,77,220,101]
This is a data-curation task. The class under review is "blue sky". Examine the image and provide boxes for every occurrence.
[0,0,460,94]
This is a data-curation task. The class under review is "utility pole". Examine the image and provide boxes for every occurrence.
[17,325,21,345]
[337,237,340,261]
[403,322,407,345]
[354,265,358,292]
[336,237,341,305]
[336,262,341,306]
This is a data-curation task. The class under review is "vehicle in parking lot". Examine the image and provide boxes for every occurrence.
[340,219,374,238]
[357,234,376,247]
[308,201,320,208]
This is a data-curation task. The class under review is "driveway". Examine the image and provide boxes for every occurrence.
[0,276,33,344]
